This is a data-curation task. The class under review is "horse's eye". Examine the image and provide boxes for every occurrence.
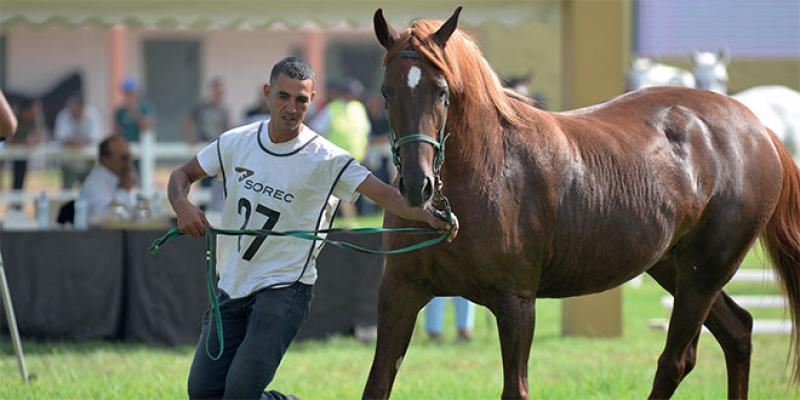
[437,89,448,102]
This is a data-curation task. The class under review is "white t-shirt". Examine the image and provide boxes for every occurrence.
[196,120,371,298]
[82,163,134,220]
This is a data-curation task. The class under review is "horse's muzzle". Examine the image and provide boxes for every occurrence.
[398,174,434,208]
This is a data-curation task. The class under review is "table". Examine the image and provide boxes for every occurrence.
[1,229,384,345]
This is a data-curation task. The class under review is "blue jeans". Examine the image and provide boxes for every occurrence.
[187,282,314,399]
[424,297,475,334]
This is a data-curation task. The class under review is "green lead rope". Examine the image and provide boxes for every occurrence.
[148,223,451,360]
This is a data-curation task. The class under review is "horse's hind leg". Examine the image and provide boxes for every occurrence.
[703,291,753,398]
[362,270,430,400]
[490,293,535,400]
[647,263,721,399]
[648,261,754,398]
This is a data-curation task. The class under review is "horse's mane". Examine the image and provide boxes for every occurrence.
[385,19,532,129]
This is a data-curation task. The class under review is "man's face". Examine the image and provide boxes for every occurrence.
[211,82,225,102]
[67,99,84,118]
[105,138,132,176]
[263,73,315,133]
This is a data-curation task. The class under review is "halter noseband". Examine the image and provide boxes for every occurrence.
[387,50,451,175]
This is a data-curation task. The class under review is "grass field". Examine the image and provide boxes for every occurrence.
[1,211,797,398]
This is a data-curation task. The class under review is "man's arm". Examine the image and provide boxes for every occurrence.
[356,174,459,242]
[168,157,210,238]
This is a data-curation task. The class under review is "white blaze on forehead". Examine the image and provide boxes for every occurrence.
[407,66,422,89]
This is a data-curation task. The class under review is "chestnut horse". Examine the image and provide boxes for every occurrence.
[363,7,800,400]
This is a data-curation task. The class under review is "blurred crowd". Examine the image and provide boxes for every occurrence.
[0,69,543,225]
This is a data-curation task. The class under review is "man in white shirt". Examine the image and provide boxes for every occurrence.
[169,57,458,400]
[82,136,135,221]
[55,94,104,189]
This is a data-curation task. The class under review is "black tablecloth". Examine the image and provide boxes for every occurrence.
[1,229,384,345]
[0,230,124,340]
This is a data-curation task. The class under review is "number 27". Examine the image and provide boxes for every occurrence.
[237,198,281,260]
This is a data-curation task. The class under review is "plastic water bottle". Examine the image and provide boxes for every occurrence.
[36,191,49,229]
[74,190,88,230]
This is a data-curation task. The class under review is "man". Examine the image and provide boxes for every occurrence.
[54,93,103,188]
[169,57,458,400]
[83,135,135,221]
[113,77,154,143]
[182,77,231,145]
[309,78,371,218]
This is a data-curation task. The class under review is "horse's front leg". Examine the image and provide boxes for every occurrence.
[491,294,536,400]
[362,268,430,400]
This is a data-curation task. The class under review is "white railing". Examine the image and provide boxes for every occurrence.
[0,131,206,202]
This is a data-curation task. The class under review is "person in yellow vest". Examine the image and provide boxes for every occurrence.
[309,78,371,218]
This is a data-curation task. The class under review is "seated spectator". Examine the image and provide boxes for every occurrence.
[425,296,475,341]
[55,93,104,189]
[82,135,135,221]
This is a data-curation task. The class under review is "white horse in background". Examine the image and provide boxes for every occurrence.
[626,56,695,91]
[691,49,800,156]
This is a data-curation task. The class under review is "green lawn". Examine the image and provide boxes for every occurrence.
[1,214,796,399]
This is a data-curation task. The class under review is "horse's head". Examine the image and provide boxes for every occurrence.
[691,49,729,94]
[373,7,461,208]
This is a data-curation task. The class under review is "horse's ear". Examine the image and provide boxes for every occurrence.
[433,6,462,47]
[374,9,398,50]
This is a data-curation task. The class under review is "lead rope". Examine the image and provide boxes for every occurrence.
[149,224,452,360]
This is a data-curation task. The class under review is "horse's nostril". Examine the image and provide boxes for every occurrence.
[422,177,434,201]
[398,177,407,196]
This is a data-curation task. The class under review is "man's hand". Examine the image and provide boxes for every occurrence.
[357,174,460,242]
[175,199,210,238]
[424,209,459,243]
[168,157,209,239]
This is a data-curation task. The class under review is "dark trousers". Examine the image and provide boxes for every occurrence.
[187,282,314,400]
[12,160,27,190]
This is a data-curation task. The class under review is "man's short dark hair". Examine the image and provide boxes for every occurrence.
[269,57,316,85]
[99,135,120,159]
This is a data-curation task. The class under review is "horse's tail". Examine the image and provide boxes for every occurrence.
[762,128,800,381]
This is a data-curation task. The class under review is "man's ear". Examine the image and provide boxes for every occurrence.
[310,90,316,103]
[262,83,271,98]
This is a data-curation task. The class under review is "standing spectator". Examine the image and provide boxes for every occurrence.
[309,78,371,218]
[0,89,18,138]
[54,93,103,189]
[182,77,231,145]
[242,88,271,125]
[425,297,475,341]
[113,77,154,143]
[82,135,135,221]
[5,98,46,208]
[364,93,394,184]
[182,77,231,212]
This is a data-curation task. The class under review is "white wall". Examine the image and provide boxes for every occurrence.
[127,29,305,129]
[6,26,110,134]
